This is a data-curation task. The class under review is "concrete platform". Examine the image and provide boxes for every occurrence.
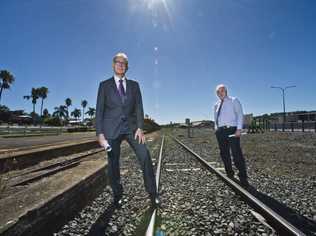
[0,132,96,155]
[0,151,107,236]
[0,138,100,174]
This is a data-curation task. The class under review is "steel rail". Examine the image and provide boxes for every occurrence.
[145,135,165,236]
[171,135,305,236]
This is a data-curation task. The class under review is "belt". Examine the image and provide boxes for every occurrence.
[218,125,236,129]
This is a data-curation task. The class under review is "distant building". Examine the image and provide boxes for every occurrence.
[12,115,33,125]
[254,111,316,124]
[192,120,214,128]
[68,118,81,126]
[0,109,33,125]
[177,120,214,128]
[286,111,316,122]
[243,114,253,127]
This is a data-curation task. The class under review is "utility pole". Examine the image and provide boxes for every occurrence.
[270,85,296,131]
[185,118,191,138]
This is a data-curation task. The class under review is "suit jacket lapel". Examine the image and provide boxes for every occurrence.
[126,78,132,103]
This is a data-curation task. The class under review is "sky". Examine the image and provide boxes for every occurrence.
[1,0,316,124]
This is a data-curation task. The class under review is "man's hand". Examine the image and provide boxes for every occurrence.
[134,128,145,144]
[97,134,109,147]
[234,129,242,138]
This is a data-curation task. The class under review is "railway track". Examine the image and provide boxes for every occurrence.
[56,134,308,235]
[150,136,275,235]
[1,131,162,236]
[144,135,165,236]
[2,131,314,235]
[172,128,316,235]
[170,135,307,235]
[54,134,163,236]
[139,134,311,235]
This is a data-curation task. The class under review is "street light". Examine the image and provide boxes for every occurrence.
[270,85,296,131]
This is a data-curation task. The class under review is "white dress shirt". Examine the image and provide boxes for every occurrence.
[114,74,127,91]
[214,96,244,130]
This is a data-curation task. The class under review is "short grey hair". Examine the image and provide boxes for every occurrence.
[215,84,227,93]
[113,52,128,64]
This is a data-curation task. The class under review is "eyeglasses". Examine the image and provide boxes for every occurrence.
[114,61,127,66]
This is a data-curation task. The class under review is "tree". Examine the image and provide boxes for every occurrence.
[71,108,81,120]
[0,105,11,123]
[81,100,88,121]
[38,87,49,118]
[43,108,50,118]
[24,88,40,125]
[65,98,72,119]
[53,105,67,119]
[0,70,15,104]
[0,105,10,112]
[86,107,96,119]
[23,88,40,115]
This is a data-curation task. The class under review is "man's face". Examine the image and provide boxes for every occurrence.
[217,87,227,100]
[113,57,127,76]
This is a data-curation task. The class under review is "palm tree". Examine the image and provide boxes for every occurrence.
[23,88,40,114]
[43,108,50,118]
[24,88,40,125]
[0,105,10,113]
[71,108,81,120]
[85,107,96,119]
[38,87,49,118]
[0,70,15,104]
[81,100,88,121]
[53,105,67,119]
[65,98,72,119]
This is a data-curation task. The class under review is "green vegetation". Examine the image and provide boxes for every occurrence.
[0,70,15,104]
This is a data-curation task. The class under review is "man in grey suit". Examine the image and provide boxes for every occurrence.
[95,52,158,207]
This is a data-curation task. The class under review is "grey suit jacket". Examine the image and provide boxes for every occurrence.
[95,77,144,139]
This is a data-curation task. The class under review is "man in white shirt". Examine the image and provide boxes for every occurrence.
[214,84,249,188]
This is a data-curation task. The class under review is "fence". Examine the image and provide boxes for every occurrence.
[0,126,65,137]
[245,120,316,133]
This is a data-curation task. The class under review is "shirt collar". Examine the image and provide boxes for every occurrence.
[114,74,126,83]
[218,96,228,103]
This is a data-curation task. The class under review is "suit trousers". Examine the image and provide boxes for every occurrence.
[106,133,157,197]
[215,126,248,180]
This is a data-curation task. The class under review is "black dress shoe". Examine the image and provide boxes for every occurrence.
[240,179,250,189]
[113,194,123,206]
[227,174,234,179]
[150,195,160,208]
